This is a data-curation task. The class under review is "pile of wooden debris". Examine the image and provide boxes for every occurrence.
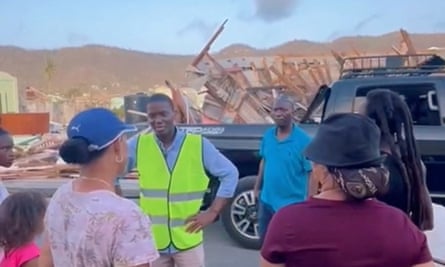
[0,130,147,180]
[0,134,78,180]
[164,20,335,124]
[165,22,427,124]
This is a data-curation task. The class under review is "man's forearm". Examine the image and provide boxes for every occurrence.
[254,176,263,191]
[208,197,229,214]
[254,159,264,192]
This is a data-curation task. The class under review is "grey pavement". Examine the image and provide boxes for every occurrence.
[204,221,259,267]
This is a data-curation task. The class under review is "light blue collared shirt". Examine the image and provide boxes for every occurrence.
[117,129,239,254]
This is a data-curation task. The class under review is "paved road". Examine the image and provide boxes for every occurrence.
[204,221,259,267]
[6,179,260,267]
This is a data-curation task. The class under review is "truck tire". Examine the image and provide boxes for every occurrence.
[221,175,261,250]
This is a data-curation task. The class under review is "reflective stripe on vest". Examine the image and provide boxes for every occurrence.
[136,133,209,251]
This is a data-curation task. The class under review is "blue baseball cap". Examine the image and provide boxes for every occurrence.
[66,107,136,151]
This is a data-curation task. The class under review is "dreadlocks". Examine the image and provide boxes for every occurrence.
[365,89,433,231]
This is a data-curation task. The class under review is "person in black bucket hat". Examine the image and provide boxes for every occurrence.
[305,112,389,200]
[305,112,384,168]
[259,113,435,267]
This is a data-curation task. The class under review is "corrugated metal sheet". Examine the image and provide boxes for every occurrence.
[0,113,50,135]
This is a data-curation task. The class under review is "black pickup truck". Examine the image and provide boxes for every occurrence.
[176,54,445,250]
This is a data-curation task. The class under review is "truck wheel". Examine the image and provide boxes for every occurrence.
[221,175,261,250]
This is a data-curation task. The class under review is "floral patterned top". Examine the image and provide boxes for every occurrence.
[44,181,159,267]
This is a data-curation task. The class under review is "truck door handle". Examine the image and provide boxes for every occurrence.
[427,91,438,111]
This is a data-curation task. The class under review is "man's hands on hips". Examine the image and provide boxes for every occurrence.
[185,210,218,233]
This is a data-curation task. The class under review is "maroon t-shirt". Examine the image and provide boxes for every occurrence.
[261,198,432,267]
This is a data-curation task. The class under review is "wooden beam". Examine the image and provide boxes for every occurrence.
[191,19,228,68]
[400,29,417,55]
[313,65,327,85]
[269,65,307,105]
[165,80,197,124]
[331,49,345,67]
[322,59,333,83]
[308,68,321,86]
[392,45,403,55]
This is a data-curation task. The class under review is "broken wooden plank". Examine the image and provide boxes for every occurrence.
[269,65,307,105]
[322,59,333,83]
[165,80,198,124]
[191,19,228,68]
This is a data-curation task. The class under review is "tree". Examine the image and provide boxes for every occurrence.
[44,57,56,94]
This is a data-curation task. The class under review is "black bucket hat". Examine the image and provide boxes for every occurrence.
[304,113,384,168]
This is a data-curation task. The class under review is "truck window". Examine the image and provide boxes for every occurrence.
[354,84,441,126]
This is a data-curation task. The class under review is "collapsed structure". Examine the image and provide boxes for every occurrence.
[166,19,336,124]
[164,24,425,124]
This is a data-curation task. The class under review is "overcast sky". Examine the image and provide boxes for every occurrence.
[1,0,444,54]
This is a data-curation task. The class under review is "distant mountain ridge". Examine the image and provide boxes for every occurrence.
[1,31,445,94]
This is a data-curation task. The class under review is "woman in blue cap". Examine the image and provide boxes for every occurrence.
[40,108,159,267]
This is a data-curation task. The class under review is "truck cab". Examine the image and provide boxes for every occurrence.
[180,54,445,250]
[303,54,445,202]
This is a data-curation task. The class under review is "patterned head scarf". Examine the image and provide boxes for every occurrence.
[330,166,390,200]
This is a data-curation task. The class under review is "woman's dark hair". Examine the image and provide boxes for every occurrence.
[0,191,47,251]
[59,137,107,165]
[365,89,433,230]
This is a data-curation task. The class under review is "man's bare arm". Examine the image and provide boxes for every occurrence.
[254,159,264,199]
[208,197,229,215]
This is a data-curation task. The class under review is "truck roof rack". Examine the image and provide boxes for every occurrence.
[339,54,445,79]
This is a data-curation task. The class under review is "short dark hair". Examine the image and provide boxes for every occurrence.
[147,93,174,108]
[59,137,107,165]
[274,94,295,111]
[0,191,47,250]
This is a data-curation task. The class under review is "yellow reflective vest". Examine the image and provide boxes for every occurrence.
[137,133,209,250]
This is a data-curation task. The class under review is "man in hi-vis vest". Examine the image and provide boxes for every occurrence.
[121,93,238,267]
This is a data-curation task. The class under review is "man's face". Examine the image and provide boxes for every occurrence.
[0,135,14,167]
[147,101,175,136]
[272,99,293,126]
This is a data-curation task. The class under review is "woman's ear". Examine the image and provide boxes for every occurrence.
[110,139,121,155]
[111,136,126,159]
